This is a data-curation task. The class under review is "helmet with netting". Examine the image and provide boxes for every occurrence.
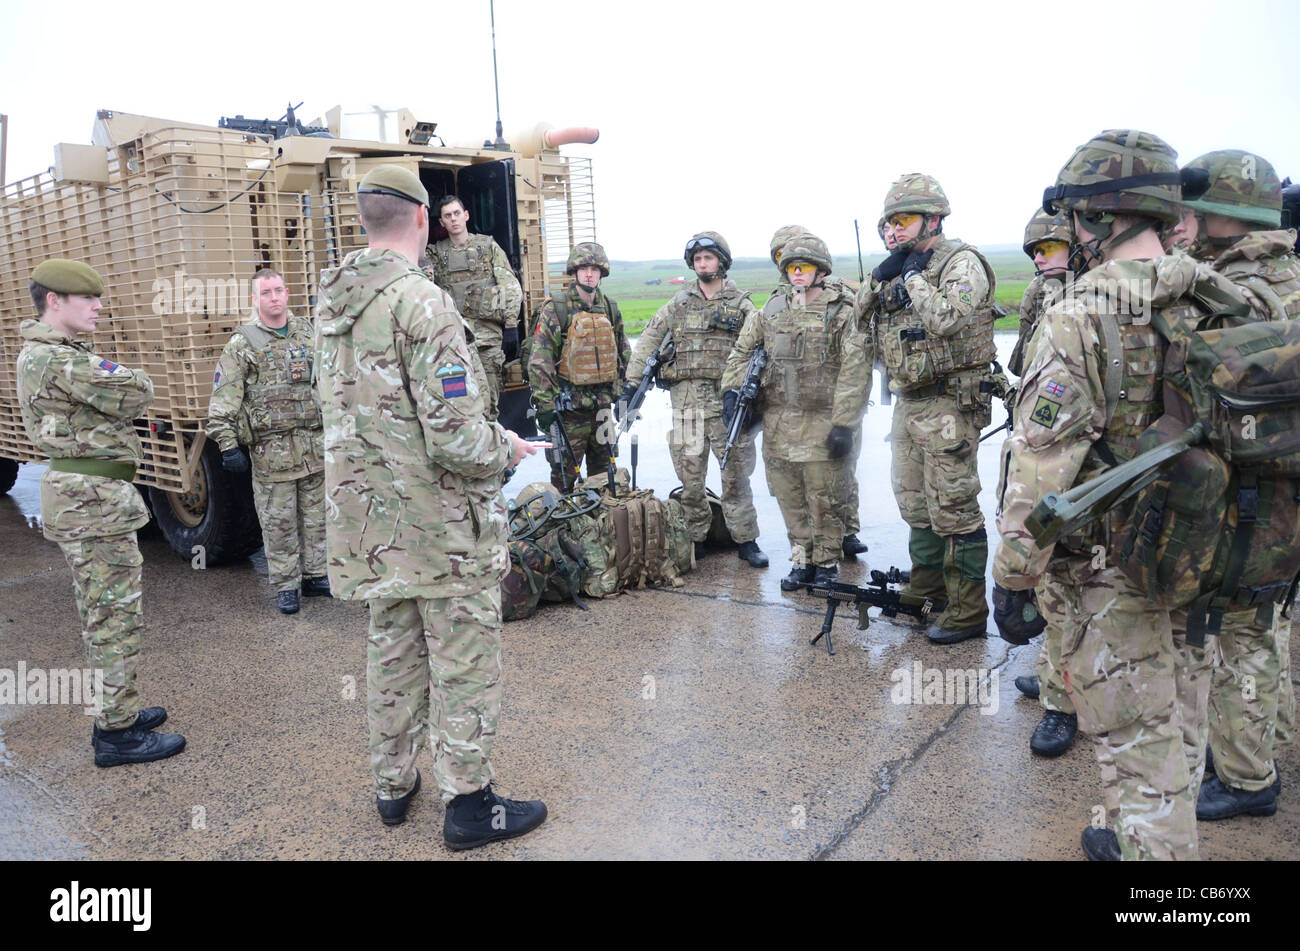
[566,242,610,276]
[1042,129,1183,225]
[1181,150,1284,229]
[769,223,808,266]
[779,232,832,275]
[1022,208,1073,258]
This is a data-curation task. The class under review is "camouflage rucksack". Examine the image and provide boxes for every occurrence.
[509,481,617,602]
[580,470,693,589]
[502,538,553,621]
[669,485,736,547]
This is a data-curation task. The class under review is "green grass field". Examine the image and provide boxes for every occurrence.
[603,253,1033,335]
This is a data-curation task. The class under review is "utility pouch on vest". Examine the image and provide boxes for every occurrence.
[558,311,618,385]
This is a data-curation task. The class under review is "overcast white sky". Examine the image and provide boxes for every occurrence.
[3,0,1296,260]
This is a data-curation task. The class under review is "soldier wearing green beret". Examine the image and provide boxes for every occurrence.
[315,164,548,847]
[17,259,186,767]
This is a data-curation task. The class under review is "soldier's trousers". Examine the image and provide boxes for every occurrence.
[251,471,327,591]
[548,407,613,492]
[667,379,759,544]
[1208,604,1295,791]
[478,345,505,423]
[839,423,862,535]
[889,394,984,535]
[1033,565,1077,717]
[58,532,143,731]
[764,452,845,568]
[366,588,503,802]
[1059,567,1198,860]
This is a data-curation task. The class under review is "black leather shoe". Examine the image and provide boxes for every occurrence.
[780,566,814,592]
[93,724,186,768]
[813,565,838,586]
[1014,675,1040,699]
[92,706,166,743]
[444,784,547,850]
[737,541,769,568]
[1081,826,1121,861]
[1196,773,1278,821]
[302,576,332,597]
[925,622,986,644]
[1030,710,1078,757]
[377,770,421,827]
[278,589,300,614]
[841,534,868,557]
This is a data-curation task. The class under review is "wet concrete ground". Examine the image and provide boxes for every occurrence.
[2,334,1296,860]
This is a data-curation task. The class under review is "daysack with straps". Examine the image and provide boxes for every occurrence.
[578,470,693,589]
[1113,305,1300,643]
[508,481,617,602]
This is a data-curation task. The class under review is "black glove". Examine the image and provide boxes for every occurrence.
[826,425,854,459]
[535,408,557,431]
[871,249,908,283]
[992,584,1047,645]
[614,382,637,422]
[888,283,912,310]
[502,324,520,363]
[722,389,740,428]
[901,248,934,282]
[221,448,249,473]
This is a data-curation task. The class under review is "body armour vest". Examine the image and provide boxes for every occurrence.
[237,319,321,437]
[876,238,997,390]
[1214,231,1300,321]
[759,286,853,411]
[434,234,496,317]
[556,297,620,386]
[659,284,750,383]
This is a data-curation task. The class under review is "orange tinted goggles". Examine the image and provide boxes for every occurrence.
[1031,240,1069,258]
[885,213,921,230]
[785,262,817,277]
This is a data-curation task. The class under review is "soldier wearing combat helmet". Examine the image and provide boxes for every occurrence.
[1174,149,1299,823]
[315,164,547,848]
[626,231,768,567]
[723,232,871,590]
[1007,208,1073,378]
[17,259,186,767]
[993,129,1249,861]
[854,173,999,644]
[527,241,630,491]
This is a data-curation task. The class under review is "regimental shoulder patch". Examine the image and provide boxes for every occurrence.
[436,362,468,398]
[1030,395,1061,429]
[98,359,121,373]
[213,368,222,385]
[1044,380,1066,397]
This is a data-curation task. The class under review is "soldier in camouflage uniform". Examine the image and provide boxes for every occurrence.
[769,225,869,559]
[993,129,1248,861]
[1176,150,1300,821]
[626,232,767,568]
[723,232,871,590]
[207,268,328,614]
[314,165,546,849]
[527,242,630,491]
[855,174,998,643]
[17,259,186,767]
[427,195,524,421]
[1005,209,1080,757]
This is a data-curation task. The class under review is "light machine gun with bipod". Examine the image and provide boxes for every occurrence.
[806,567,942,655]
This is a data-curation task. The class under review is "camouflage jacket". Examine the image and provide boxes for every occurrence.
[628,278,756,383]
[1209,229,1300,321]
[992,254,1239,589]
[527,284,630,412]
[206,313,324,483]
[16,319,153,541]
[315,247,513,600]
[1008,274,1068,377]
[428,234,524,351]
[721,280,872,461]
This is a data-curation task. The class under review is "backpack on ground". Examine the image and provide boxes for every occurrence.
[669,485,737,548]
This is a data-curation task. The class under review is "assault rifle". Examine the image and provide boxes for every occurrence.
[807,567,942,656]
[617,335,674,439]
[538,390,580,492]
[721,344,766,470]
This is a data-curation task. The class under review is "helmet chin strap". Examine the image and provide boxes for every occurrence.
[892,215,939,254]
[1068,212,1159,277]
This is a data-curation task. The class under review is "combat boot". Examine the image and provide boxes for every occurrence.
[1014,676,1040,699]
[1030,710,1078,757]
[1205,747,1282,795]
[278,589,300,614]
[93,723,186,768]
[841,534,868,557]
[780,566,814,592]
[1196,774,1278,820]
[927,530,988,644]
[302,576,332,597]
[377,770,421,827]
[737,541,769,568]
[813,565,838,586]
[92,706,166,744]
[443,784,548,850]
[1080,826,1121,861]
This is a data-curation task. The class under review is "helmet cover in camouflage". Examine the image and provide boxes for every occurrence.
[1022,208,1073,258]
[1182,150,1284,229]
[566,241,611,277]
[769,223,808,265]
[779,232,832,275]
[685,231,732,272]
[1043,129,1182,225]
[879,173,951,228]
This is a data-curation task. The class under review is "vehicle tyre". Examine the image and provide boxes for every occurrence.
[149,440,261,564]
[0,458,18,495]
